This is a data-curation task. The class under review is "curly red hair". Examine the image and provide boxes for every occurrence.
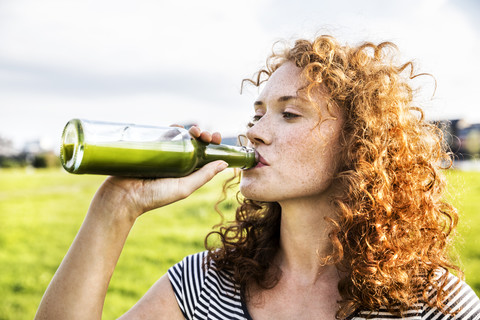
[206,35,460,318]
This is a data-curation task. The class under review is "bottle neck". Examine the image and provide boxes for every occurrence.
[195,141,257,169]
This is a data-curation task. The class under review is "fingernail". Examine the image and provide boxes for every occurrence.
[217,161,228,172]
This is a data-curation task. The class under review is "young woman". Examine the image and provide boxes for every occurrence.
[35,35,480,319]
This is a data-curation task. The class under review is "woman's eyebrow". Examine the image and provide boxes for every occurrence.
[277,95,297,102]
[254,95,308,106]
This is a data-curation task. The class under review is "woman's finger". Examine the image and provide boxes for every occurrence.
[211,132,222,145]
[188,126,201,138]
[200,131,212,142]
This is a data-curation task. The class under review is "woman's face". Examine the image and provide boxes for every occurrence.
[240,61,344,203]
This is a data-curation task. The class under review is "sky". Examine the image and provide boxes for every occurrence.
[0,0,479,150]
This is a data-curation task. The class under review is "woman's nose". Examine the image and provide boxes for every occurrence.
[246,118,271,146]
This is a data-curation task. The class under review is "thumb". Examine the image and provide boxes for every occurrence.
[140,160,229,212]
[178,160,228,195]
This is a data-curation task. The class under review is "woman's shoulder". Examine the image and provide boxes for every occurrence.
[171,250,209,268]
[421,272,480,319]
[167,250,209,288]
[350,273,480,320]
[167,250,247,320]
[168,250,236,289]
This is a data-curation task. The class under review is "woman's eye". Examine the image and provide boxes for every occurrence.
[282,112,299,120]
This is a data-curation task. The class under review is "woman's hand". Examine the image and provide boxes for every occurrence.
[89,126,227,223]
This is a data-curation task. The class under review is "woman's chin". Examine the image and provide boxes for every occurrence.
[240,183,259,200]
[239,186,274,202]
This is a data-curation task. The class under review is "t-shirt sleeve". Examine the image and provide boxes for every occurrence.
[423,273,480,319]
[167,251,208,320]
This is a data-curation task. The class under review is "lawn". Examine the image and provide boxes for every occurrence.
[0,168,479,319]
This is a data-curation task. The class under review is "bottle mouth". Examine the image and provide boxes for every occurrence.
[60,119,84,173]
[241,146,258,169]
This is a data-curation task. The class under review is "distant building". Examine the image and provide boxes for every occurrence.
[436,119,480,160]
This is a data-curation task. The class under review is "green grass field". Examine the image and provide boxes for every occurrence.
[0,168,479,319]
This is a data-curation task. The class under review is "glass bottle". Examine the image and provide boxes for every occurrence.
[60,119,257,178]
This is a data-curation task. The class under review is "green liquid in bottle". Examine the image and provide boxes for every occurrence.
[60,119,256,178]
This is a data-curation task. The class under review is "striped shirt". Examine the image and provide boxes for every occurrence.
[168,251,480,320]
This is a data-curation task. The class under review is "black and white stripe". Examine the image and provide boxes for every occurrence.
[168,251,247,320]
[168,251,480,320]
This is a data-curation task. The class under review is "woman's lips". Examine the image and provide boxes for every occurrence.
[255,162,266,168]
[255,151,269,168]
[243,150,269,170]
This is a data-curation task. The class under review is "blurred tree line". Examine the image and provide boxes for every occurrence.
[1,119,479,169]
[0,136,60,168]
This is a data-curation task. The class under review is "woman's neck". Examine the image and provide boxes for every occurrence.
[276,193,337,284]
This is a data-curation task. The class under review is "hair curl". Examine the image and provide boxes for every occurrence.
[205,34,461,318]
